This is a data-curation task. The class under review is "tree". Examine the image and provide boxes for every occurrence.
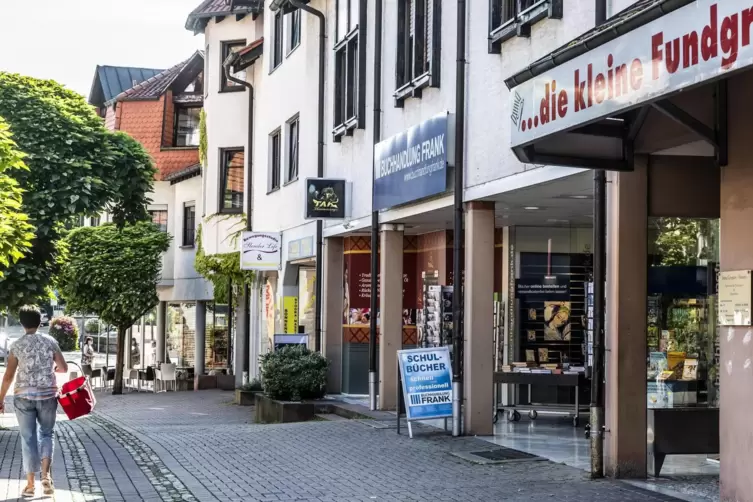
[0,73,156,309]
[56,222,170,395]
[0,116,33,282]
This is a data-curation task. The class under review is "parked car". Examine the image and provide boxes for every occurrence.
[40,313,50,326]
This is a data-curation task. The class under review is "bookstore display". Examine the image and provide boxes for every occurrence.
[495,250,592,425]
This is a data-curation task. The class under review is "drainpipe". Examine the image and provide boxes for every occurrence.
[288,0,326,353]
[224,63,255,382]
[590,0,608,480]
[369,0,384,411]
[451,0,468,437]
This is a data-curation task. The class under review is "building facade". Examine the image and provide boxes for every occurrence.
[184,1,749,499]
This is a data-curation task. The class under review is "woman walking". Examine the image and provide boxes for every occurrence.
[0,305,68,497]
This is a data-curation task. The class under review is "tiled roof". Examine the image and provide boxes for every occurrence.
[164,163,202,184]
[185,0,263,33]
[505,0,680,88]
[107,52,204,105]
[88,66,163,107]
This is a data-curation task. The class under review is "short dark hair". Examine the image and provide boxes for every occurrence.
[18,305,42,329]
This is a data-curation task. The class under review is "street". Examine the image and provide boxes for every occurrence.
[0,390,683,502]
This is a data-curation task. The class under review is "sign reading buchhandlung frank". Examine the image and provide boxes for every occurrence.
[509,0,753,148]
[373,112,451,211]
[398,347,453,422]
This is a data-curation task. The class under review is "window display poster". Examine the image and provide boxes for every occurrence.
[398,347,453,421]
[283,296,299,334]
[544,301,571,341]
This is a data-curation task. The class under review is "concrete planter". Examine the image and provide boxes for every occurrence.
[254,394,316,424]
[194,375,217,390]
[235,389,263,406]
[176,379,194,392]
[216,374,235,391]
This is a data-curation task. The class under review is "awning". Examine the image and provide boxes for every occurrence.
[504,0,748,169]
[227,37,264,73]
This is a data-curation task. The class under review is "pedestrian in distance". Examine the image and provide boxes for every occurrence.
[0,305,68,497]
[82,336,95,366]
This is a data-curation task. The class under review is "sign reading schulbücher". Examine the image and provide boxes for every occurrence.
[398,347,453,422]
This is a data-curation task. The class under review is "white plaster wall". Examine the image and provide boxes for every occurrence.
[609,0,640,17]
[150,181,175,283]
[202,15,261,256]
[253,3,321,236]
[465,1,597,191]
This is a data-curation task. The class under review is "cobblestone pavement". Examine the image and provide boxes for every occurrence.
[0,390,684,501]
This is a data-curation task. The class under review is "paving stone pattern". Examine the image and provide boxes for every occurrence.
[1,391,684,501]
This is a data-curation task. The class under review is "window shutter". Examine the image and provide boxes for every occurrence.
[425,0,433,75]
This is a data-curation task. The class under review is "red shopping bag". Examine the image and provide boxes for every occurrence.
[58,363,96,420]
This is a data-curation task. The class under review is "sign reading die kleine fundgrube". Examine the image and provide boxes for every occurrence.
[240,232,282,271]
[398,347,453,433]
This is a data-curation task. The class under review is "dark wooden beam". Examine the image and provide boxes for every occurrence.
[236,13,247,22]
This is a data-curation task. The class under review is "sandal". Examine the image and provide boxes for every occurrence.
[42,477,55,495]
[21,484,34,497]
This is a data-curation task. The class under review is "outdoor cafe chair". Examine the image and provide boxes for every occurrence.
[154,363,176,393]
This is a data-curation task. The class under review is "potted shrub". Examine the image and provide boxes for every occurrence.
[235,379,263,406]
[255,346,329,423]
[48,316,79,352]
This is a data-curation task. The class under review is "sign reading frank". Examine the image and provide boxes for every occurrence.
[305,178,347,219]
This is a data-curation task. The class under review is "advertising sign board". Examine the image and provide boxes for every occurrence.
[398,347,453,422]
[240,232,281,271]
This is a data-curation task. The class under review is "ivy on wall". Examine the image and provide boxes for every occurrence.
[194,215,254,304]
[199,109,208,168]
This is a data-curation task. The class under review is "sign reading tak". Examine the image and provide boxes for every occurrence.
[398,347,453,422]
[510,0,753,147]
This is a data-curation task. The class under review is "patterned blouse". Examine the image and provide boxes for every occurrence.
[10,333,60,400]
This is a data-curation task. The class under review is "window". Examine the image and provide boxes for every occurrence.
[395,0,441,106]
[287,117,300,183]
[333,0,365,139]
[149,210,168,233]
[90,215,101,227]
[220,149,245,213]
[174,106,201,147]
[273,11,284,69]
[269,130,282,191]
[76,215,86,228]
[488,0,562,53]
[220,40,247,91]
[182,203,196,247]
[289,9,301,53]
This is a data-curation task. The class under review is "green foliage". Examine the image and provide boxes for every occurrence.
[0,116,34,277]
[239,378,264,392]
[0,73,156,309]
[56,222,170,394]
[85,318,101,334]
[49,316,79,352]
[194,223,255,304]
[57,222,170,329]
[260,346,329,401]
[199,109,208,168]
[654,218,701,266]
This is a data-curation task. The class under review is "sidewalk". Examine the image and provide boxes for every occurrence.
[0,390,684,501]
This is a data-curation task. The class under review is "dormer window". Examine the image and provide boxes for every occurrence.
[174,106,201,147]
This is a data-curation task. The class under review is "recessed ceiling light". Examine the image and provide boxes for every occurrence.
[570,195,590,199]
[524,206,540,210]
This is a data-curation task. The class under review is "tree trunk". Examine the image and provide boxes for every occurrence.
[113,326,126,395]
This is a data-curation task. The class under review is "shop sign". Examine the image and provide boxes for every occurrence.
[398,347,453,421]
[288,236,314,260]
[510,0,753,147]
[304,178,347,219]
[373,112,450,211]
[240,232,281,271]
[718,270,752,326]
[283,296,299,334]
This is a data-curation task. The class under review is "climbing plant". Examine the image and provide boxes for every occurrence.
[199,109,208,168]
[194,217,255,304]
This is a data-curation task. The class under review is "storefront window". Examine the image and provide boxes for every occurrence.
[647,218,720,409]
[167,303,196,368]
[207,303,230,370]
[299,267,316,346]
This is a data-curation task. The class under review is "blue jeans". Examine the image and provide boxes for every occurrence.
[14,397,57,475]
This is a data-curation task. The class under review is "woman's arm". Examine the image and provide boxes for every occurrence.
[0,355,18,411]
[53,350,68,374]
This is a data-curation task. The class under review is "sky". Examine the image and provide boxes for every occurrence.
[0,0,204,99]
